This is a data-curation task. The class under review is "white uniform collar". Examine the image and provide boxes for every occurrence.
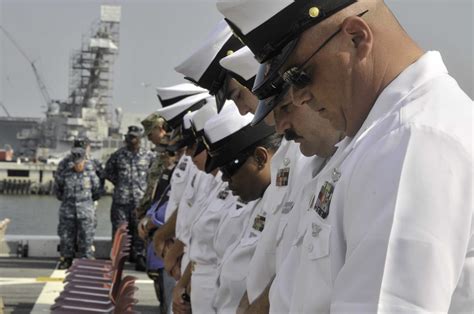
[352,51,447,146]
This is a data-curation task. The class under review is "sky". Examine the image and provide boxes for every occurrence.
[0,0,472,118]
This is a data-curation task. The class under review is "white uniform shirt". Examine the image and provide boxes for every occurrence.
[176,169,216,271]
[246,140,311,302]
[189,172,233,266]
[188,173,231,314]
[213,194,267,314]
[165,155,196,221]
[291,51,473,313]
[175,170,215,245]
[268,153,334,313]
[214,197,255,262]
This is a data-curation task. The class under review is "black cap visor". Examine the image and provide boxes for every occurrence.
[165,98,207,131]
[252,38,298,100]
[204,120,275,173]
[192,140,207,158]
[251,84,290,126]
[215,75,229,113]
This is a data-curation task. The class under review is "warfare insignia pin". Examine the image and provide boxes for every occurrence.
[313,181,334,219]
[281,201,294,214]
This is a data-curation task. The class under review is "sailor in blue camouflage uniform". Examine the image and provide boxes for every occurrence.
[56,138,105,195]
[54,147,101,269]
[105,125,155,267]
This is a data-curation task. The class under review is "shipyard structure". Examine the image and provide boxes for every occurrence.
[18,5,122,157]
[0,5,129,194]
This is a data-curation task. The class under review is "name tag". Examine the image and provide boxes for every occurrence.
[281,201,294,214]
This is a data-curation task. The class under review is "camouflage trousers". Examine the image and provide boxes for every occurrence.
[111,202,145,257]
[58,215,95,258]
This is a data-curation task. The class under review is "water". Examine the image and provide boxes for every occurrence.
[0,195,113,237]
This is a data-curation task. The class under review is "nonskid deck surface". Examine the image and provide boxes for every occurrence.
[0,257,158,313]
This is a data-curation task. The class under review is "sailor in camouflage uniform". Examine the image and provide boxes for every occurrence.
[105,125,155,268]
[56,138,105,194]
[135,113,168,220]
[54,147,101,269]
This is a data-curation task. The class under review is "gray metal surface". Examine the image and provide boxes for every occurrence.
[0,257,159,313]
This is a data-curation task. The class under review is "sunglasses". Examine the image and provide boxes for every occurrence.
[220,150,252,179]
[253,10,369,101]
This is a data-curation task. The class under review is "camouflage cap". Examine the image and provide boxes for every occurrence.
[73,137,90,148]
[141,113,165,136]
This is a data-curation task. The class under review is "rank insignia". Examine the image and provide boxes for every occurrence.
[313,181,334,219]
[276,167,290,186]
[217,189,229,200]
[252,214,266,232]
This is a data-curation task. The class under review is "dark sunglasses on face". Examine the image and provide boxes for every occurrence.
[253,9,369,100]
[220,151,252,179]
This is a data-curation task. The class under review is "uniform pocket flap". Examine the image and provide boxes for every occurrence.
[304,220,331,260]
[240,233,260,247]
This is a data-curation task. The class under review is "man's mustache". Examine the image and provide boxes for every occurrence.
[284,129,301,141]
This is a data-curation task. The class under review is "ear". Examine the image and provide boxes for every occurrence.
[341,16,373,59]
[253,147,269,169]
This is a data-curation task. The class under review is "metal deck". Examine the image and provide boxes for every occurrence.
[0,257,158,313]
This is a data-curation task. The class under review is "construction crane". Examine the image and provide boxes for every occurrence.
[0,101,11,117]
[0,25,53,110]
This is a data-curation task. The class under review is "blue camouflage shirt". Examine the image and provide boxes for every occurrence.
[104,146,155,206]
[54,160,101,219]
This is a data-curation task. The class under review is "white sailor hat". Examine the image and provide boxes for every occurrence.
[216,0,356,63]
[156,83,207,108]
[203,101,275,173]
[217,0,359,124]
[156,92,211,130]
[219,46,259,91]
[175,20,244,111]
[190,98,218,134]
[189,98,219,156]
